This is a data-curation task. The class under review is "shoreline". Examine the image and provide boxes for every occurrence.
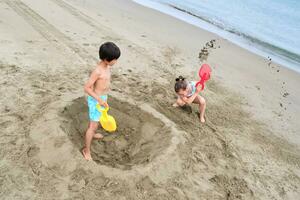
[133,0,300,73]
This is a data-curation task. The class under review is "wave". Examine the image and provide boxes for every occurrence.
[169,4,300,65]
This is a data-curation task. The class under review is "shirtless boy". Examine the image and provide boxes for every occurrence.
[82,42,121,161]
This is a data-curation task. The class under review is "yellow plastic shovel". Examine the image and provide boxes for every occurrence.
[96,104,117,132]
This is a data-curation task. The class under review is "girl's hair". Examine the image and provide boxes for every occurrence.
[174,76,188,93]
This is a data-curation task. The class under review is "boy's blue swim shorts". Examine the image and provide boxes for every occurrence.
[87,95,108,121]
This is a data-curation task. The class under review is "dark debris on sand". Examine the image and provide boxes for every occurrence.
[199,39,217,61]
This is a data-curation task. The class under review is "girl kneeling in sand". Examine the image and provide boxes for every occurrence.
[173,76,206,123]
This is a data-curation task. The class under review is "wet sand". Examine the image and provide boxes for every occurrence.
[0,0,299,199]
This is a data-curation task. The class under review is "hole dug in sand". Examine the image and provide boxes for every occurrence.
[62,96,172,170]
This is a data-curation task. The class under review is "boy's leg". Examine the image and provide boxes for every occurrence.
[193,95,206,123]
[173,97,186,107]
[82,121,99,160]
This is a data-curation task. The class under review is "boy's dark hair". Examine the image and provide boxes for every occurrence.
[174,76,188,93]
[99,42,121,62]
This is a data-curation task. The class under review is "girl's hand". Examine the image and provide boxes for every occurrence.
[196,84,203,93]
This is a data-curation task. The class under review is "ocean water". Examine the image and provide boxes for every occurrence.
[133,0,300,72]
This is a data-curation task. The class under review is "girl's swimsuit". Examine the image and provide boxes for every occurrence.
[186,81,196,97]
[87,95,107,121]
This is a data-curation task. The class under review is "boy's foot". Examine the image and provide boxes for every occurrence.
[93,133,103,139]
[200,117,206,123]
[82,148,92,161]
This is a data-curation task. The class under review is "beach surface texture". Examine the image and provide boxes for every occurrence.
[0,0,299,199]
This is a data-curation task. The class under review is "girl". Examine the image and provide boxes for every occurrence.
[173,76,206,123]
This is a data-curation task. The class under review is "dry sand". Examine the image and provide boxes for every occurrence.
[0,0,299,199]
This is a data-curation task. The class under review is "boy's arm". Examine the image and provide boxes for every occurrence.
[84,71,108,107]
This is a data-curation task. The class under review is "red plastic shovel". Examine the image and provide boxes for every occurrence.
[195,64,212,91]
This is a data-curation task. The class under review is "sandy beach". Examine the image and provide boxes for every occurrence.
[0,0,299,199]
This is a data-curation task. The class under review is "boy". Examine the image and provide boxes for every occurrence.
[82,42,121,161]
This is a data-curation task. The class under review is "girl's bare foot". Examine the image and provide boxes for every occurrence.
[200,117,206,123]
[93,133,103,139]
[172,102,179,107]
[82,148,92,161]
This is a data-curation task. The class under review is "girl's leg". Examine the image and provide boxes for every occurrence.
[193,95,206,123]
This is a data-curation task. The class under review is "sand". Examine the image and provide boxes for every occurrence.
[0,0,299,199]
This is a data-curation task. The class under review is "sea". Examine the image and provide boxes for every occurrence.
[133,0,300,73]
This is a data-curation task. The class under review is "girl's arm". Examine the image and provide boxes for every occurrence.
[182,92,199,104]
[182,85,202,104]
